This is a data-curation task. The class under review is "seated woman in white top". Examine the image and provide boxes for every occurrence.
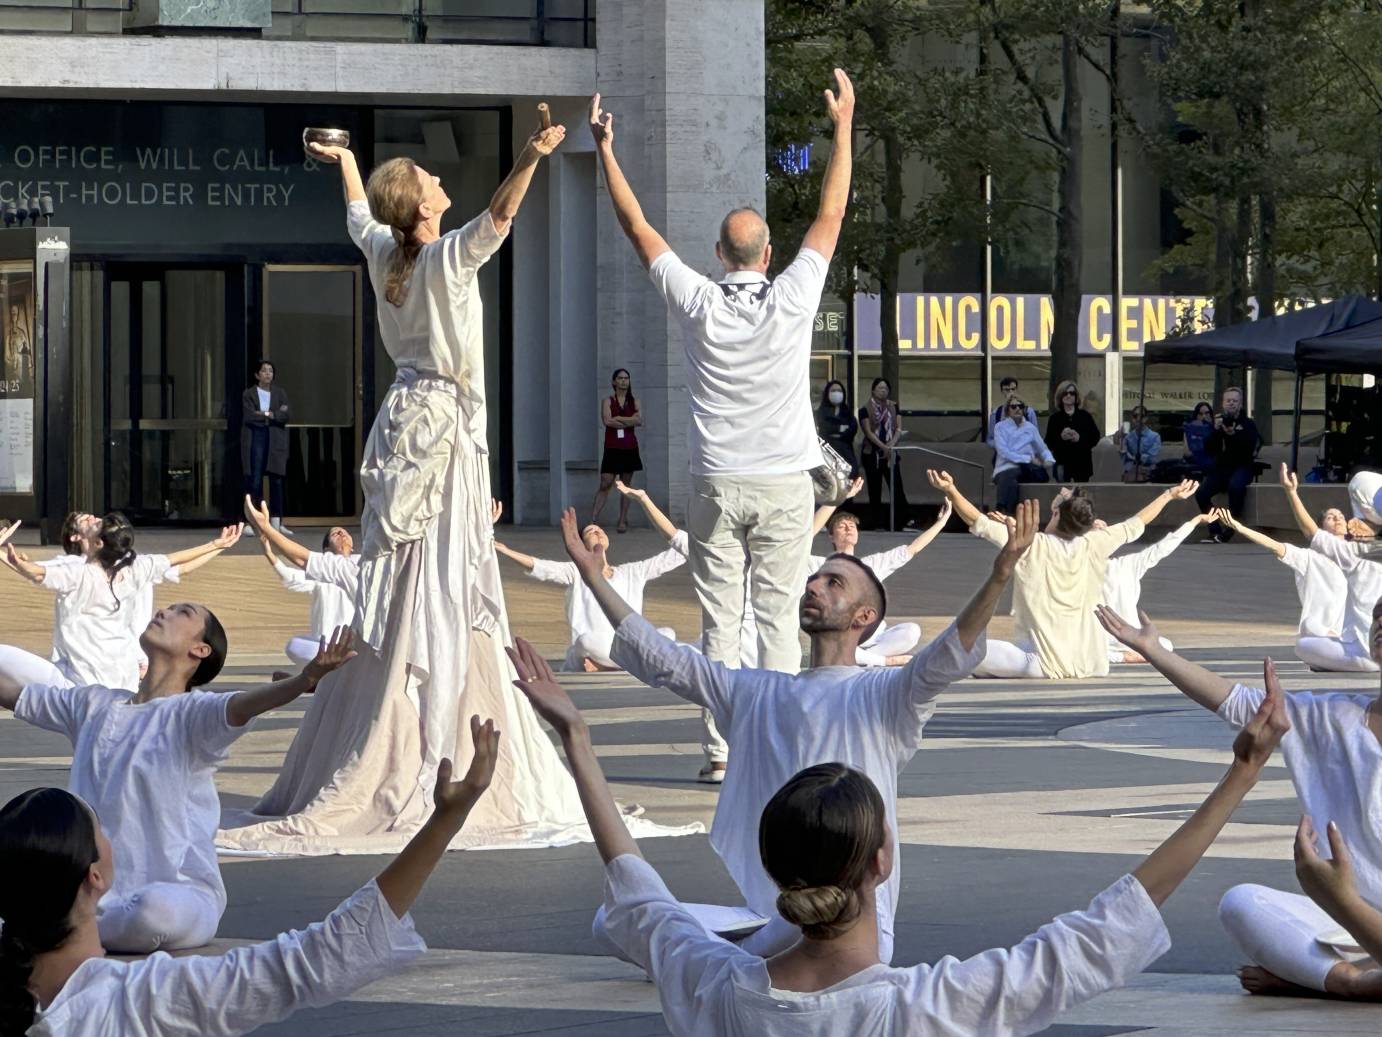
[493,501,684,672]
[1209,504,1351,670]
[1281,466,1382,672]
[506,637,1289,1036]
[2,513,243,689]
[1099,604,1382,999]
[0,717,500,1037]
[0,613,354,954]
[247,496,360,669]
[930,470,1199,679]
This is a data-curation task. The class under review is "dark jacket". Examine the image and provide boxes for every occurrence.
[241,384,291,476]
[1044,407,1101,482]
[1206,415,1261,473]
[815,404,858,466]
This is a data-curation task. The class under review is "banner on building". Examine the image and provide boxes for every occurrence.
[853,292,1263,356]
[0,262,34,494]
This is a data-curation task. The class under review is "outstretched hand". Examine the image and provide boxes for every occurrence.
[1167,478,1200,500]
[926,469,956,495]
[243,494,271,533]
[0,520,19,551]
[1210,507,1241,532]
[1094,604,1163,655]
[212,523,245,550]
[560,507,601,576]
[1231,658,1291,770]
[302,626,357,685]
[306,142,351,164]
[933,498,953,526]
[507,637,583,736]
[823,67,855,125]
[1050,485,1074,516]
[614,479,646,501]
[433,715,501,814]
[1295,815,1356,906]
[526,113,566,158]
[490,498,503,526]
[845,475,865,500]
[1280,462,1299,493]
[588,93,614,147]
[996,499,1039,569]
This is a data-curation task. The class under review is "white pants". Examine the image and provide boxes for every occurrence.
[1294,636,1381,673]
[1107,635,1174,664]
[284,636,319,668]
[973,638,1044,679]
[1219,884,1366,990]
[564,628,677,672]
[856,621,922,667]
[0,644,72,691]
[689,471,812,764]
[98,882,222,953]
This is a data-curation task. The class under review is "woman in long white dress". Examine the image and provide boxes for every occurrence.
[217,112,590,853]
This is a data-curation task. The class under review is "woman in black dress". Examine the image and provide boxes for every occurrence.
[1044,379,1101,483]
[815,379,858,475]
[590,368,643,532]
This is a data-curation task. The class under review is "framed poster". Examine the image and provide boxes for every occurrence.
[0,260,35,494]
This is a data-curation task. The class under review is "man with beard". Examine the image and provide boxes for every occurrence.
[556,501,1036,960]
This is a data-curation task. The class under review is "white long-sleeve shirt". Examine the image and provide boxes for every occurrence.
[1280,543,1347,638]
[610,614,983,960]
[274,552,359,638]
[601,854,1169,1037]
[42,554,181,669]
[31,879,425,1037]
[529,532,689,670]
[16,683,250,919]
[39,554,173,689]
[1102,518,1199,652]
[808,544,913,582]
[992,418,1054,476]
[1309,529,1382,653]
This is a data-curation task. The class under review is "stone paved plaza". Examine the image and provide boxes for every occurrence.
[3,522,1379,1035]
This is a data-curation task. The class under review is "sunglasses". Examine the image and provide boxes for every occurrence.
[1008,403,1026,411]
[1062,389,1078,397]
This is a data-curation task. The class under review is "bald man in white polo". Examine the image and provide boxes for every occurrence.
[588,71,856,780]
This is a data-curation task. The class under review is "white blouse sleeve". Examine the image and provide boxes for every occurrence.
[610,613,736,720]
[527,558,578,586]
[601,855,746,1024]
[441,209,509,274]
[113,879,425,1037]
[305,552,361,597]
[880,621,985,747]
[273,558,313,593]
[626,544,689,583]
[906,874,1169,1037]
[346,199,396,268]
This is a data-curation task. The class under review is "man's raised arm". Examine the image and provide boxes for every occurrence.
[589,94,671,269]
[800,68,854,262]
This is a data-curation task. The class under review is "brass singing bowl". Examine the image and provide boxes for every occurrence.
[303,127,350,157]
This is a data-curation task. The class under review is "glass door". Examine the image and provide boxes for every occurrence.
[106,265,240,522]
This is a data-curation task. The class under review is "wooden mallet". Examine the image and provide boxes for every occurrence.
[537,103,552,130]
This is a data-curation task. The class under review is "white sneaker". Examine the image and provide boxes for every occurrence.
[271,517,295,535]
[697,763,727,784]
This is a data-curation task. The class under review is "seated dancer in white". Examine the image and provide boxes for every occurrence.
[558,500,1035,959]
[247,496,359,668]
[1280,464,1381,672]
[493,501,683,672]
[928,469,1198,679]
[1,513,242,690]
[0,607,353,952]
[0,718,500,1037]
[1208,505,1350,670]
[218,112,591,855]
[508,635,1291,1036]
[1098,603,1382,999]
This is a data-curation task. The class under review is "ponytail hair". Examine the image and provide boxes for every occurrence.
[365,158,426,308]
[759,763,886,941]
[0,788,99,1036]
[95,512,136,604]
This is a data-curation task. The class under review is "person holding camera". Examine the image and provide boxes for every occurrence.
[992,395,1053,516]
[1194,387,1261,542]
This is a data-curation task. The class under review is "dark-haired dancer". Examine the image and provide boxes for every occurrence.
[509,636,1289,1036]
[559,501,1032,959]
[0,616,354,953]
[220,107,589,855]
[0,717,499,1037]
[928,470,1198,679]
[1,515,242,689]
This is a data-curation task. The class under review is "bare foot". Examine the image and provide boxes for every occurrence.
[1121,650,1148,664]
[582,657,601,673]
[884,654,911,666]
[1238,965,1313,997]
[1328,961,1382,1000]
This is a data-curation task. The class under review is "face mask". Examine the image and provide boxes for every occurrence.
[828,391,844,405]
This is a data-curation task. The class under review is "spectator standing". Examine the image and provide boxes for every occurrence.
[1044,380,1101,483]
[1195,386,1261,542]
[241,360,291,533]
[986,375,1037,444]
[860,377,914,530]
[992,396,1054,515]
[589,71,855,780]
[1116,405,1161,482]
[590,368,643,533]
[815,379,858,476]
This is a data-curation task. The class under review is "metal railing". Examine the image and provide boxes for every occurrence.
[0,0,595,45]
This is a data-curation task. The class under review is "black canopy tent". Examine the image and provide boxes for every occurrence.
[1139,295,1382,468]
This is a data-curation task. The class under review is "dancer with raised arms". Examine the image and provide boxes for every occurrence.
[507,634,1291,1036]
[218,106,589,853]
[559,500,1034,959]
[0,718,499,1037]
